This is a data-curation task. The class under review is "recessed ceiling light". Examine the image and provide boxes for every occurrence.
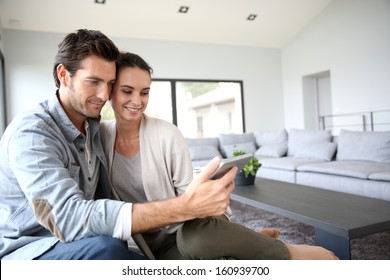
[178,6,190,13]
[247,14,257,21]
[95,0,105,4]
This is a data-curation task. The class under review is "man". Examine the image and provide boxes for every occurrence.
[0,29,236,259]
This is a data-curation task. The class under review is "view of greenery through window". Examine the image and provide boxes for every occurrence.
[101,80,244,138]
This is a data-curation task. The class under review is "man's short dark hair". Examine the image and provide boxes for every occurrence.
[52,29,119,88]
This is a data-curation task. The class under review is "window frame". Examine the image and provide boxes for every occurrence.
[152,78,246,134]
[0,50,7,135]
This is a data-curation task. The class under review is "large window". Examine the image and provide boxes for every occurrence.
[101,79,245,138]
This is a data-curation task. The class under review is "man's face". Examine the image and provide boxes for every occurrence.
[61,55,116,119]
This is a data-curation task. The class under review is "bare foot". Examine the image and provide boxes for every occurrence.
[259,228,280,238]
[285,244,339,260]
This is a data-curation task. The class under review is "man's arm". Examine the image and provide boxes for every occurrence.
[131,157,237,234]
[7,119,124,242]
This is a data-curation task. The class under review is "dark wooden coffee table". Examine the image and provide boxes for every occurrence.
[231,178,390,259]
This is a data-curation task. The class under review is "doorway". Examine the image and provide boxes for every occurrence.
[302,71,332,130]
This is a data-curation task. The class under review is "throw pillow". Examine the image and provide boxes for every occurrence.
[255,143,288,158]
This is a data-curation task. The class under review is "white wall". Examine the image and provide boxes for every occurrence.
[282,0,390,129]
[0,24,4,54]
[4,0,389,134]
[3,30,285,132]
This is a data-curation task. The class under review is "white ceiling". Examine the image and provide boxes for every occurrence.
[0,0,334,48]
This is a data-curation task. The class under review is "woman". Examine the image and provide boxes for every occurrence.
[100,52,338,260]
[100,53,194,259]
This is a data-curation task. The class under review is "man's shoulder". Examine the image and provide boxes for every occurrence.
[9,100,54,129]
[2,97,73,145]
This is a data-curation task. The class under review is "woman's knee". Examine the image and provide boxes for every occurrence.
[177,216,229,259]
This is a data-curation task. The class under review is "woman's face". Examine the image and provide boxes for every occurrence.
[110,66,151,122]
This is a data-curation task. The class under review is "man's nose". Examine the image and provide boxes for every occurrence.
[97,84,111,101]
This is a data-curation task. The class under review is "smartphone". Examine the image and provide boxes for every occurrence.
[209,153,253,179]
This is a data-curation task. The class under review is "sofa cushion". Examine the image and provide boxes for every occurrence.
[186,137,219,148]
[188,146,222,161]
[297,161,390,179]
[218,133,256,157]
[368,171,390,181]
[296,172,390,201]
[258,157,324,171]
[336,130,390,163]
[287,129,332,156]
[186,137,221,161]
[222,142,257,158]
[254,129,288,146]
[294,142,337,161]
[192,160,211,170]
[219,132,255,145]
[253,129,288,157]
[255,143,288,157]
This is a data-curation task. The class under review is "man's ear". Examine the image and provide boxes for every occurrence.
[57,64,69,86]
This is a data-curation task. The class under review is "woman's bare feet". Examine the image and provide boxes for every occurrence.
[259,228,280,238]
[285,244,339,260]
[259,228,338,259]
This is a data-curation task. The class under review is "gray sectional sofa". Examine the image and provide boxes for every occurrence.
[186,129,390,201]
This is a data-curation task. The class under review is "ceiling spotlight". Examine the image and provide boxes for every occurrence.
[95,0,105,4]
[247,14,257,21]
[178,6,190,13]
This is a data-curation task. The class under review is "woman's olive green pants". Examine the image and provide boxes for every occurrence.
[154,215,290,260]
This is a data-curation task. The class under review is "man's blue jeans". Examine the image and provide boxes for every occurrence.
[35,236,147,260]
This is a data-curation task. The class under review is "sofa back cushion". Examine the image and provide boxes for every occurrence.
[336,130,390,163]
[218,133,256,158]
[294,142,337,161]
[254,129,288,157]
[254,129,288,146]
[287,129,332,157]
[186,137,219,148]
[186,137,222,161]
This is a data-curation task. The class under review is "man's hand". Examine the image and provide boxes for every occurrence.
[131,157,237,235]
[180,157,237,219]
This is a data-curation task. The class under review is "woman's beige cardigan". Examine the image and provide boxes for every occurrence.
[99,114,194,203]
